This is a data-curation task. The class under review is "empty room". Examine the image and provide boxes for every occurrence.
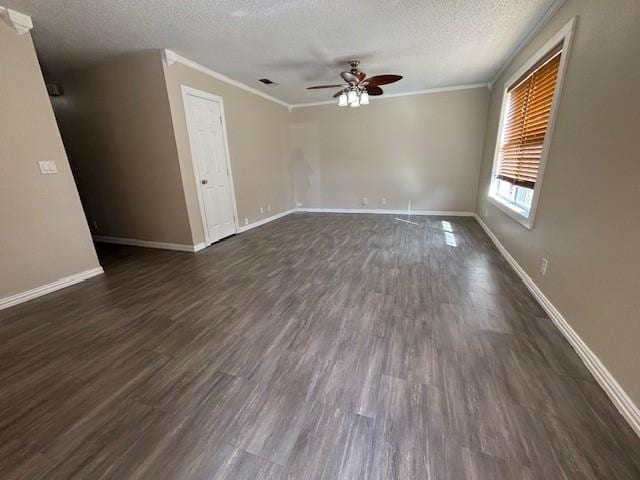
[1,0,639,478]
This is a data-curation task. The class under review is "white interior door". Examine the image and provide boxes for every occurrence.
[184,90,237,245]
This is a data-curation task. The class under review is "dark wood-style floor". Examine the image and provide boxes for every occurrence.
[1,213,638,479]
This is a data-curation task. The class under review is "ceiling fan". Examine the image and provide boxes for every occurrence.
[306,60,403,107]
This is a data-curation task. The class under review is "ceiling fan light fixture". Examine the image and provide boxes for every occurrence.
[306,61,403,109]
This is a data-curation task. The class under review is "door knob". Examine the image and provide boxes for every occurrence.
[201,179,208,185]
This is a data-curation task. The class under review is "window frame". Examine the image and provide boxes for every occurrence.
[488,17,576,229]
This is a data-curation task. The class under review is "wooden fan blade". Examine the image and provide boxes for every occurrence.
[340,71,357,83]
[354,71,366,81]
[306,84,346,90]
[365,85,384,96]
[364,74,403,86]
[333,89,347,98]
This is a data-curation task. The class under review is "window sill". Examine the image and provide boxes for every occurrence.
[488,193,533,229]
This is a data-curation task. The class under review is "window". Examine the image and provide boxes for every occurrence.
[488,19,574,229]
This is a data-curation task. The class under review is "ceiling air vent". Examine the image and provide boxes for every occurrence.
[259,78,278,85]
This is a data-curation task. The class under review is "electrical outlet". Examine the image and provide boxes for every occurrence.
[484,208,488,218]
[362,197,368,206]
[296,202,302,207]
[540,257,549,276]
[381,197,387,205]
[267,204,271,212]
[244,218,248,225]
[260,206,264,214]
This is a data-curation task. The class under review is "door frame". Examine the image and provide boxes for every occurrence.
[181,85,240,247]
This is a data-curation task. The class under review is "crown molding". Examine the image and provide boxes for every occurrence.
[162,49,290,109]
[161,50,488,111]
[162,48,177,66]
[489,0,568,89]
[0,6,33,35]
[290,83,489,109]
[165,0,566,114]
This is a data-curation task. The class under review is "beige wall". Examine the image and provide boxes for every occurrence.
[55,51,193,245]
[289,88,489,212]
[162,61,293,244]
[0,21,99,299]
[476,0,640,404]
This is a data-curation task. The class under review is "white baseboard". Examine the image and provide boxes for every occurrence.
[295,207,474,216]
[193,242,207,252]
[0,267,104,311]
[474,214,640,438]
[235,207,473,235]
[238,209,297,233]
[93,235,203,252]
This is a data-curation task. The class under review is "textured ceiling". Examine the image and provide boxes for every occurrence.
[5,0,559,104]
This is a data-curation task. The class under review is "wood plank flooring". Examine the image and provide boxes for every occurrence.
[1,213,638,479]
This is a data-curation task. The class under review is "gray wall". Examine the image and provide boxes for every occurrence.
[162,61,293,244]
[475,0,640,405]
[54,51,294,248]
[289,87,490,212]
[0,21,99,300]
[55,51,193,245]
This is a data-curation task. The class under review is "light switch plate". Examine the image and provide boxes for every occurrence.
[38,161,57,174]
